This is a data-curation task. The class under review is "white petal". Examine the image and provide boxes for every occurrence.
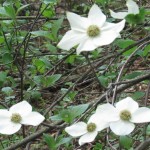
[88,4,106,27]
[65,122,87,137]
[0,109,11,123]
[57,30,87,51]
[115,97,139,113]
[131,107,150,123]
[9,101,32,117]
[109,9,128,19]
[0,121,21,135]
[79,131,97,145]
[88,113,109,131]
[110,120,135,135]
[95,103,119,122]
[67,12,89,32]
[93,30,120,47]
[76,38,98,54]
[127,0,139,14]
[21,112,45,126]
[102,19,125,33]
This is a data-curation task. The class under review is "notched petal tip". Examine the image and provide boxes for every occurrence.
[109,9,128,19]
[127,0,139,14]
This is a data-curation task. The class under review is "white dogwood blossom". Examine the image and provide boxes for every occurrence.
[65,113,109,145]
[96,97,150,136]
[110,0,139,19]
[0,101,45,135]
[57,4,125,54]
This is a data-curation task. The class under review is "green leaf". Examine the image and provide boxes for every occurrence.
[16,4,30,15]
[43,0,57,4]
[33,59,46,73]
[65,55,76,64]
[116,39,135,49]
[96,0,108,6]
[0,36,5,44]
[42,5,55,18]
[143,44,150,57]
[0,71,7,82]
[131,91,145,100]
[69,103,89,118]
[146,125,150,135]
[125,8,145,25]
[51,17,63,41]
[56,137,71,147]
[43,74,62,87]
[93,143,103,150]
[43,134,57,150]
[0,7,7,15]
[31,30,53,40]
[60,109,72,123]
[120,136,133,149]
[1,87,13,95]
[98,75,108,88]
[53,103,89,123]
[2,53,13,64]
[50,114,62,121]
[33,75,43,85]
[123,71,143,80]
[116,39,136,56]
[4,5,16,20]
[31,90,41,99]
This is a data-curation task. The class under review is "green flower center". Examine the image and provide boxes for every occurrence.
[120,110,131,121]
[11,113,22,123]
[87,123,96,132]
[87,25,100,37]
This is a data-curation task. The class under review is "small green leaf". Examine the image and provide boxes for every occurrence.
[115,39,136,56]
[31,30,53,40]
[51,17,63,41]
[1,87,13,95]
[33,59,46,73]
[50,114,62,121]
[52,103,89,123]
[31,90,41,99]
[143,44,150,57]
[120,136,133,149]
[33,75,43,85]
[4,5,16,20]
[43,74,62,87]
[0,71,7,82]
[68,103,89,119]
[2,53,13,64]
[131,91,145,100]
[123,71,143,80]
[98,75,108,88]
[56,137,71,147]
[116,39,135,49]
[16,4,30,15]
[125,8,145,25]
[0,7,7,15]
[65,55,76,64]
[43,134,57,150]
[60,109,72,123]
[43,0,57,4]
[146,125,150,135]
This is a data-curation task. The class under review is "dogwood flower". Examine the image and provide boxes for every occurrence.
[65,113,109,145]
[96,97,150,136]
[0,101,45,135]
[110,0,139,19]
[57,4,125,54]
